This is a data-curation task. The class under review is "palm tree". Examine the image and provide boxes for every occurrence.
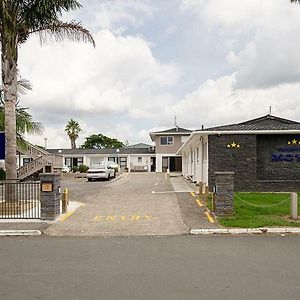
[0,1,95,180]
[0,78,43,148]
[65,119,81,149]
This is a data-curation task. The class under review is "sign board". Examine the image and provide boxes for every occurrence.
[0,132,5,160]
[41,182,53,192]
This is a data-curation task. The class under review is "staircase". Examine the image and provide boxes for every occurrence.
[17,143,63,180]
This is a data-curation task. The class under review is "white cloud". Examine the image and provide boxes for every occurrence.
[181,0,300,89]
[19,30,179,115]
[19,29,179,148]
[172,73,300,129]
[71,0,154,34]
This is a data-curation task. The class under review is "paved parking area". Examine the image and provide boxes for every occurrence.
[46,173,190,236]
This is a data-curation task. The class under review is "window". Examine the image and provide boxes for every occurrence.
[196,147,199,162]
[191,150,194,163]
[202,142,208,162]
[160,136,174,145]
[65,157,72,167]
[138,157,142,163]
[23,158,32,166]
[77,157,83,166]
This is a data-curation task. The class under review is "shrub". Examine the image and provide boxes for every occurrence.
[0,168,6,180]
[72,166,79,173]
[78,165,89,173]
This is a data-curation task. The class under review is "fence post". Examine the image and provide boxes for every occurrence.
[62,189,68,214]
[39,173,61,221]
[291,192,298,220]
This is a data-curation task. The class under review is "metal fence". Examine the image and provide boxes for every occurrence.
[0,180,41,219]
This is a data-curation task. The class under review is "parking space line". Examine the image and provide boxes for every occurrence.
[205,211,215,224]
[196,199,203,207]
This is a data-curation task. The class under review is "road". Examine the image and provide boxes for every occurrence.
[1,235,300,300]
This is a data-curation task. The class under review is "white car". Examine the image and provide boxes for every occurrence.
[87,163,115,181]
[61,165,71,173]
[107,161,119,172]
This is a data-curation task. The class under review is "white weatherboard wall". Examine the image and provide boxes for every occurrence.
[128,155,151,172]
[182,135,208,184]
[87,155,107,167]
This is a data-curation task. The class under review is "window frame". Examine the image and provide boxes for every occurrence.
[160,136,174,146]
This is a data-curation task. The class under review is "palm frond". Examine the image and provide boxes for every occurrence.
[17,78,32,95]
[19,0,82,27]
[16,107,44,135]
[29,20,95,47]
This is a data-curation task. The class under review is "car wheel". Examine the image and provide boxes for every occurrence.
[88,178,92,182]
[107,174,110,181]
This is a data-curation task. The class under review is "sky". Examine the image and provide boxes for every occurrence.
[19,0,300,148]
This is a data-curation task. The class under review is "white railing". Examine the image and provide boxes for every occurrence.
[17,155,63,180]
[18,142,50,159]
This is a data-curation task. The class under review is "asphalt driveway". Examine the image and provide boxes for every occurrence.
[46,173,189,236]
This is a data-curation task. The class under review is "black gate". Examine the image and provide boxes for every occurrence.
[0,180,41,219]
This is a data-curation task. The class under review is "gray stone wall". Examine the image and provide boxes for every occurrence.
[208,134,257,191]
[214,172,234,216]
[40,173,61,221]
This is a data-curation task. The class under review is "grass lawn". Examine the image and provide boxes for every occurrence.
[208,192,300,228]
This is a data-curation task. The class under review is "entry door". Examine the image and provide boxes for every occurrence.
[162,157,169,172]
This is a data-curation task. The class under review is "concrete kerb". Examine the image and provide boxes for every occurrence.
[0,230,42,236]
[190,227,300,235]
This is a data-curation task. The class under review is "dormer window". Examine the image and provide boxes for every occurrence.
[160,136,174,145]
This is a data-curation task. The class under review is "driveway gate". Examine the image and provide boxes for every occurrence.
[0,180,41,219]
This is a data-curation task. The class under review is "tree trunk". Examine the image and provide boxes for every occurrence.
[71,138,76,149]
[2,53,18,181]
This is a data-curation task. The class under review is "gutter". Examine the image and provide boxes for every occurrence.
[177,129,300,155]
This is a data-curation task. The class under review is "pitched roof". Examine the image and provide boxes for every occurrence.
[47,147,154,155]
[200,114,300,132]
[149,126,192,141]
[126,143,153,149]
[151,127,192,134]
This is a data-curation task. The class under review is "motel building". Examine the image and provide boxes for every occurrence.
[177,114,300,192]
[150,127,192,173]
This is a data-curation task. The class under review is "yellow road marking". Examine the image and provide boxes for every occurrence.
[190,192,196,197]
[205,211,215,224]
[196,199,203,207]
[92,215,153,222]
[59,202,85,222]
[59,211,75,222]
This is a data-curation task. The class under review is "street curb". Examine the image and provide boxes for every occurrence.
[0,230,42,236]
[190,227,300,235]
